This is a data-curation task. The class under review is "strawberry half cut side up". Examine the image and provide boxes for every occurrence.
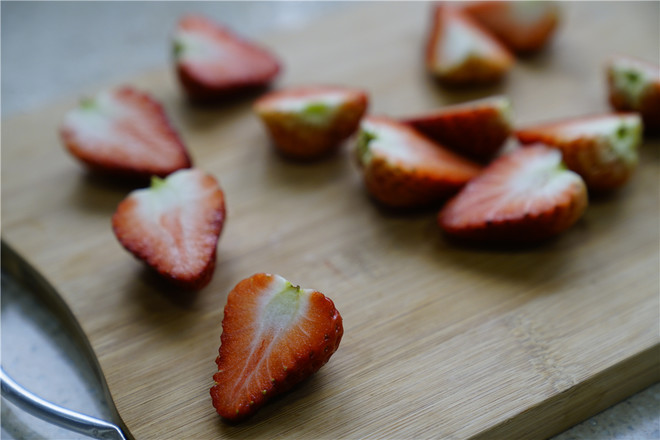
[439,145,588,245]
[254,85,369,161]
[60,87,192,180]
[606,55,660,134]
[112,168,226,290]
[173,15,281,103]
[425,3,514,86]
[355,116,482,209]
[462,1,560,54]
[516,113,642,192]
[211,273,343,422]
[402,95,513,163]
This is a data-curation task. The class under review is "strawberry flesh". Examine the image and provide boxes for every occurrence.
[355,116,482,208]
[211,273,343,421]
[426,4,514,85]
[516,113,642,192]
[112,168,226,289]
[439,145,587,244]
[403,96,513,163]
[60,87,192,180]
[254,85,369,160]
[174,15,281,103]
[462,1,560,54]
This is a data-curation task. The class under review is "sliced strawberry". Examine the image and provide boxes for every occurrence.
[112,168,226,289]
[462,1,560,54]
[426,4,514,85]
[173,15,281,103]
[211,273,343,421]
[254,85,369,160]
[60,87,192,180]
[606,55,660,134]
[355,116,482,208]
[439,145,587,244]
[402,95,513,163]
[516,113,642,192]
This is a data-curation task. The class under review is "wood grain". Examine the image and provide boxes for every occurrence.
[2,2,659,439]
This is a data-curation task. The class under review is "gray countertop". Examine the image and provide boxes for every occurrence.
[1,2,658,439]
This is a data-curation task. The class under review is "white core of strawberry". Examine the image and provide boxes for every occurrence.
[270,92,348,113]
[561,115,641,165]
[611,61,655,107]
[174,30,224,62]
[438,14,499,71]
[265,92,350,125]
[497,148,583,218]
[493,96,513,126]
[357,119,420,166]
[509,148,569,191]
[65,91,125,144]
[129,169,214,274]
[257,275,313,336]
[231,275,313,388]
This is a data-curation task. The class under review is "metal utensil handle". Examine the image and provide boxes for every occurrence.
[0,366,127,440]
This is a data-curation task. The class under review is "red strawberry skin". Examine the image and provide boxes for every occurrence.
[516,113,642,192]
[174,15,281,103]
[112,168,226,290]
[254,86,369,160]
[439,145,587,244]
[211,273,343,422]
[356,116,482,209]
[60,87,192,180]
[426,4,514,85]
[606,55,660,134]
[462,1,560,54]
[402,96,512,163]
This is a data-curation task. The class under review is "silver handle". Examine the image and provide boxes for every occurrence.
[0,366,127,440]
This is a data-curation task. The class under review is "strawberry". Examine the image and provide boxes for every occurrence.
[355,116,482,209]
[606,55,660,134]
[462,1,560,54]
[402,95,513,163]
[425,3,514,86]
[515,113,642,192]
[254,85,369,160]
[211,273,343,421]
[60,87,192,180]
[112,168,226,289]
[439,145,587,244]
[173,15,281,103]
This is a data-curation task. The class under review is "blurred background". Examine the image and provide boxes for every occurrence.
[2,2,658,439]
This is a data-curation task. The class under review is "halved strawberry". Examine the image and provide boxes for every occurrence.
[439,145,587,244]
[211,273,343,421]
[426,4,514,85]
[60,87,192,180]
[173,15,281,103]
[355,116,482,208]
[516,113,642,192]
[462,1,560,54]
[402,95,512,163]
[112,168,226,289]
[606,55,660,134]
[254,85,369,160]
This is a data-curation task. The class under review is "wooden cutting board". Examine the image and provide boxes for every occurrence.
[2,2,659,439]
